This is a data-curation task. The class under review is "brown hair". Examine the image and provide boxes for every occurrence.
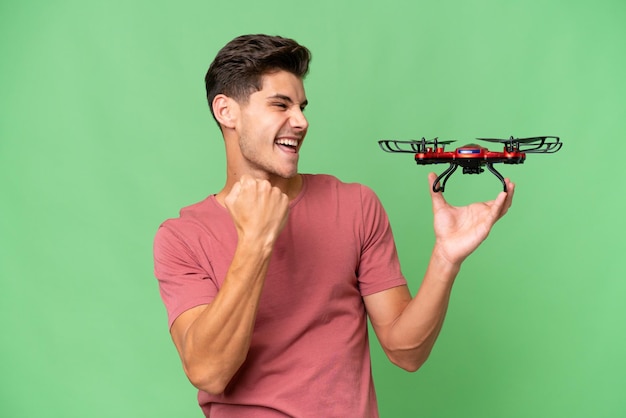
[204,34,312,124]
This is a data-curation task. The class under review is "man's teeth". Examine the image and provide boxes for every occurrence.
[276,139,298,147]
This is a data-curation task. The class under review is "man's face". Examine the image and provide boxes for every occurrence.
[234,70,309,180]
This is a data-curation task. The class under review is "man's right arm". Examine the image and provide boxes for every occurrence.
[169,176,289,395]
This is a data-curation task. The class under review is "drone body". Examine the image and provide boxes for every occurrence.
[378,136,562,192]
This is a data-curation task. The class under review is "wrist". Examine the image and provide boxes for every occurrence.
[431,243,463,275]
[237,233,276,259]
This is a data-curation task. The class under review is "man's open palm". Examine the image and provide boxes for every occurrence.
[428,172,515,265]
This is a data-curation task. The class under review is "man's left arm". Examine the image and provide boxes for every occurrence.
[364,173,515,372]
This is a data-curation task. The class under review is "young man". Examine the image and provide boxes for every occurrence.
[153,34,514,417]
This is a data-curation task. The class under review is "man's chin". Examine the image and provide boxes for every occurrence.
[276,161,300,179]
[278,170,299,180]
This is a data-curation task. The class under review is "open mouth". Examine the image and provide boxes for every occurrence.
[275,138,299,153]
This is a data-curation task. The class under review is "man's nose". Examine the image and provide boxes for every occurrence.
[290,108,308,131]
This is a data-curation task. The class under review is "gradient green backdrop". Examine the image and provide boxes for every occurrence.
[2,0,625,417]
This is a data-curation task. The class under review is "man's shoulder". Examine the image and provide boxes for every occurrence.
[157,194,228,236]
[303,173,376,199]
[178,194,221,217]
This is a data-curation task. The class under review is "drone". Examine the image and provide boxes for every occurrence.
[378,136,562,192]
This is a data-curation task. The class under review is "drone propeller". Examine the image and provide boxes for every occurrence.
[430,138,456,147]
[477,136,561,153]
[378,137,456,153]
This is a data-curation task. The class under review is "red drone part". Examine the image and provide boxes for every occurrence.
[378,136,562,192]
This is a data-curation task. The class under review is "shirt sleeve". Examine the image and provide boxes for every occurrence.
[356,184,407,296]
[153,222,218,328]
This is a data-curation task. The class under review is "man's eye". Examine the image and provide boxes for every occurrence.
[273,103,288,109]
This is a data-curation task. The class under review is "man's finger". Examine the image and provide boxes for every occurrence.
[428,172,447,212]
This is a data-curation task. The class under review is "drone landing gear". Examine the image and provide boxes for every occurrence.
[485,162,507,193]
[432,162,508,193]
[432,164,458,193]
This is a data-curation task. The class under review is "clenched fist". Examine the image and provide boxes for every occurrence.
[224,175,290,249]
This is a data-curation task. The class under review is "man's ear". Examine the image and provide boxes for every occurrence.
[212,94,238,129]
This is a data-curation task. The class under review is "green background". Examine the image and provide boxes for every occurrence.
[1,0,625,416]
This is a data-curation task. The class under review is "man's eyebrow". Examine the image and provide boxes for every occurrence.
[267,94,308,107]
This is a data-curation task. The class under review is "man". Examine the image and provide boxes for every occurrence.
[153,34,514,417]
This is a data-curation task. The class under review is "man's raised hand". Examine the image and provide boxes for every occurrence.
[428,172,515,268]
[224,175,290,249]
